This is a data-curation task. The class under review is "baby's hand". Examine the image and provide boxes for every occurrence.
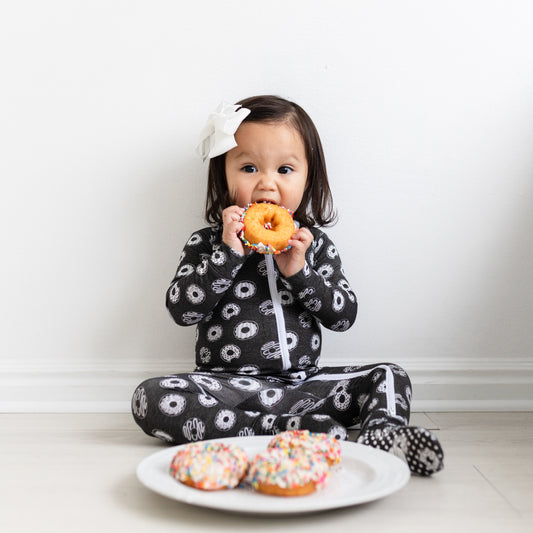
[222,206,246,255]
[274,227,313,278]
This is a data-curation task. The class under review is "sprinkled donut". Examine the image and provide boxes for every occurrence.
[239,202,295,254]
[169,441,248,490]
[268,429,342,466]
[247,447,330,496]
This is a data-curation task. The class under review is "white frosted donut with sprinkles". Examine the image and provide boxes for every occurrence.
[247,447,330,496]
[268,429,342,466]
[239,202,295,254]
[169,441,248,490]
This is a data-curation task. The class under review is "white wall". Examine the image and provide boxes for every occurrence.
[1,1,532,411]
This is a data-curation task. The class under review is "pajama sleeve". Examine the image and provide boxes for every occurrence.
[282,229,358,332]
[166,227,247,326]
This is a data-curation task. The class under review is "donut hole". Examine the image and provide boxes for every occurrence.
[270,212,287,230]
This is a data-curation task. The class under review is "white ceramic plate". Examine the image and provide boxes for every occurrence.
[136,436,410,515]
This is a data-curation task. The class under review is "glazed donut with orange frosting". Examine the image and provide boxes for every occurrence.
[247,447,330,497]
[169,441,248,491]
[268,429,342,467]
[239,202,295,254]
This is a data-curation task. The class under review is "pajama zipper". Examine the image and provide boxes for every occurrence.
[265,254,291,371]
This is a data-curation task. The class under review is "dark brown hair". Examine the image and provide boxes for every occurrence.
[204,95,337,227]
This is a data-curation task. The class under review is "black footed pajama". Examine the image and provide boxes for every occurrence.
[132,225,443,475]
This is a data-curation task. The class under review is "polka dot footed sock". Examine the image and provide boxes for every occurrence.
[356,426,444,476]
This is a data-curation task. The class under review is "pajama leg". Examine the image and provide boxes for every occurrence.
[299,363,444,475]
[131,372,346,444]
[132,372,267,444]
[298,362,412,430]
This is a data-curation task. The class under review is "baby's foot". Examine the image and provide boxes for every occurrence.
[357,426,444,476]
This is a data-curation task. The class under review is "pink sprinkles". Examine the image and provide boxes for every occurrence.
[246,447,330,492]
[169,441,248,490]
[268,429,342,466]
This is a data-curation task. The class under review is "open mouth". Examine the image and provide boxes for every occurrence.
[255,199,278,205]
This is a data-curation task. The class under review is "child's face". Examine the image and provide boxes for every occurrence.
[225,121,308,212]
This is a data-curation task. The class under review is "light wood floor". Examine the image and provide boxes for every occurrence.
[1,412,532,533]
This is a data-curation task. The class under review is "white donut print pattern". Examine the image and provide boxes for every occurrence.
[132,386,148,419]
[214,409,237,431]
[187,233,202,246]
[190,374,222,391]
[212,278,232,294]
[229,376,261,391]
[221,303,240,320]
[258,388,284,407]
[181,311,204,325]
[168,283,180,303]
[233,281,256,299]
[198,393,218,407]
[182,418,206,441]
[159,393,186,416]
[186,284,206,304]
[220,344,241,362]
[261,341,281,359]
[233,321,258,340]
[211,250,227,266]
[159,377,189,389]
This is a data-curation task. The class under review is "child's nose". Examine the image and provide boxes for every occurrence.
[258,172,277,189]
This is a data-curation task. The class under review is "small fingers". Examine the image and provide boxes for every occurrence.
[288,227,313,250]
[222,205,245,225]
[222,205,245,253]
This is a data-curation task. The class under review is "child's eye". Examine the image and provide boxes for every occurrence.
[242,165,257,173]
[278,166,293,175]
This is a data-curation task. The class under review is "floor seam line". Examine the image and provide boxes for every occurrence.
[473,464,522,517]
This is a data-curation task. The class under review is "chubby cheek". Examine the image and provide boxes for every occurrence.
[289,196,303,212]
[235,196,249,208]
[282,189,306,213]
[233,188,253,208]
[226,178,249,207]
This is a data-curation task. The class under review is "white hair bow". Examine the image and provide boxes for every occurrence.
[195,102,251,161]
